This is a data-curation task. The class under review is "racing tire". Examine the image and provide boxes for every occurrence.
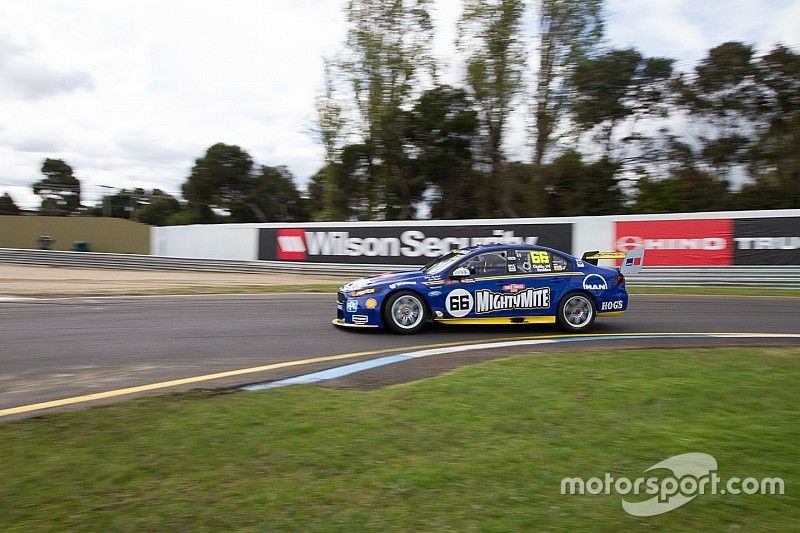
[383,291,428,335]
[556,293,596,333]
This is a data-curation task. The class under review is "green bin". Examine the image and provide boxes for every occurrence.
[72,241,91,252]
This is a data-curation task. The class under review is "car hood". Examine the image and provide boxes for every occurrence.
[340,270,429,293]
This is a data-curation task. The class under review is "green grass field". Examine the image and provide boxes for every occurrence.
[2,347,798,531]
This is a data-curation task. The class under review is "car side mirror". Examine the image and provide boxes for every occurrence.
[451,266,471,278]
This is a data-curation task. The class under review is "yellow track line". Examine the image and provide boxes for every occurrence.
[2,332,798,418]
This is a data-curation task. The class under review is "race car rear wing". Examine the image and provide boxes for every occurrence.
[581,249,644,275]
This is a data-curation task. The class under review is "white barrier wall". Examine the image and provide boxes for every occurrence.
[150,223,260,261]
[151,209,800,266]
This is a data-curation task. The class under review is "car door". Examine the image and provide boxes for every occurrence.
[442,250,521,319]
[505,249,574,317]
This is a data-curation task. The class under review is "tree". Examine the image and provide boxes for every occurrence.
[458,0,526,217]
[404,85,480,219]
[229,165,308,222]
[674,42,761,179]
[570,48,673,154]
[87,188,178,221]
[744,44,800,208]
[539,150,623,216]
[314,59,347,220]
[182,143,255,222]
[0,192,21,215]
[306,164,352,221]
[136,195,183,226]
[181,144,309,223]
[532,0,604,167]
[322,0,434,220]
[632,169,730,213]
[32,158,81,215]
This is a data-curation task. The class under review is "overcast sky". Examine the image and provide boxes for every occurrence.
[1,0,798,209]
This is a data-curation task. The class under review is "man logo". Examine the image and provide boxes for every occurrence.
[583,274,607,291]
[276,229,307,260]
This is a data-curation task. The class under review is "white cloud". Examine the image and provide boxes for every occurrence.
[0,34,93,100]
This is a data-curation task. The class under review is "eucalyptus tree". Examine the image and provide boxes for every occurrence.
[321,0,435,219]
[532,0,604,166]
[458,0,527,216]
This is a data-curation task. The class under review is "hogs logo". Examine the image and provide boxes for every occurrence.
[276,229,307,260]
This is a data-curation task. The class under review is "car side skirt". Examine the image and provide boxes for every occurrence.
[435,316,556,325]
[597,311,625,318]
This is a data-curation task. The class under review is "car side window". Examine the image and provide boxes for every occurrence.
[460,251,508,277]
[513,250,552,273]
[552,253,570,272]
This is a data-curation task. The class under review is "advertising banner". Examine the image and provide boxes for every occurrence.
[258,223,573,265]
[614,219,733,266]
[733,217,800,265]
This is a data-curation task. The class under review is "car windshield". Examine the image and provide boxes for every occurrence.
[422,251,468,275]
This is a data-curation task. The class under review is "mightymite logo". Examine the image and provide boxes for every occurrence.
[276,229,307,260]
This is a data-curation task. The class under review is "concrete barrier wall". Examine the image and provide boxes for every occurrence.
[150,223,257,261]
[0,216,150,254]
[150,209,800,266]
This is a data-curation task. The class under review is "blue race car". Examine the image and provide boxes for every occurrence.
[333,244,644,334]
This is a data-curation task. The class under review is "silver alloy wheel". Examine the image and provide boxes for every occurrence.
[563,294,593,328]
[390,295,424,330]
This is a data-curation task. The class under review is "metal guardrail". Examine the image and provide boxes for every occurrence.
[0,248,402,276]
[1,248,798,287]
[626,267,800,287]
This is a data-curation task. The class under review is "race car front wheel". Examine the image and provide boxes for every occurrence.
[557,293,596,333]
[384,291,427,334]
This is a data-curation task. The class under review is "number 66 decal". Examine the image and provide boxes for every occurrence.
[530,250,549,264]
[445,288,473,317]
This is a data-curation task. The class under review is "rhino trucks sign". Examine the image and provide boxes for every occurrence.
[258,224,573,265]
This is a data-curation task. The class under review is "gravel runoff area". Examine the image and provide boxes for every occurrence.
[0,265,348,297]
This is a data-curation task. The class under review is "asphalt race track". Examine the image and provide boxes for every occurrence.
[1,293,798,418]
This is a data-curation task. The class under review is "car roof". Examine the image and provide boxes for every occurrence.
[458,243,572,257]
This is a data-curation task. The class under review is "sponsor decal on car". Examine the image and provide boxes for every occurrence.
[600,300,624,311]
[582,274,608,291]
[501,283,526,292]
[475,287,550,314]
[445,288,474,318]
[346,299,358,312]
[365,298,378,309]
[428,291,442,297]
[389,281,417,289]
[350,288,376,297]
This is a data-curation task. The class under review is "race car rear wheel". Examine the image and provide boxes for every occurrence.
[557,293,596,333]
[384,291,427,334]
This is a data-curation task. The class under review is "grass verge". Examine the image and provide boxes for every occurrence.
[1,347,798,531]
